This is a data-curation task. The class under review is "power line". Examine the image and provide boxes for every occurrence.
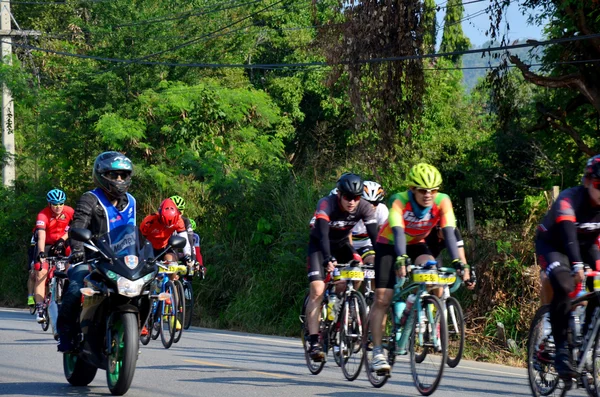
[7,0,112,4]
[114,0,266,28]
[6,32,600,69]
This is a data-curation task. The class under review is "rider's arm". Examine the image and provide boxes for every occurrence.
[559,220,583,265]
[314,218,332,261]
[438,194,464,266]
[69,193,96,255]
[389,197,407,257]
[175,219,192,256]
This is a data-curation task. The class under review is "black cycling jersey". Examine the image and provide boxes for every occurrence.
[537,186,600,265]
[309,195,378,262]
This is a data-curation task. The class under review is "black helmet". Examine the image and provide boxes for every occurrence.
[92,151,133,198]
[336,173,363,196]
[585,155,600,179]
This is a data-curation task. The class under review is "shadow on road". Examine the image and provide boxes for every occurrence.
[0,382,110,396]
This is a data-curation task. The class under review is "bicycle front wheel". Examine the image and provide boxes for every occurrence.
[409,294,447,396]
[173,280,185,344]
[527,305,569,397]
[301,292,325,375]
[340,291,367,381]
[160,281,178,349]
[445,296,465,368]
[183,281,194,330]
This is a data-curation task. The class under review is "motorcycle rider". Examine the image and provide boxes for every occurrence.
[56,151,136,353]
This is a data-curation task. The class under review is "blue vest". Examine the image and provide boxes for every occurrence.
[89,188,136,231]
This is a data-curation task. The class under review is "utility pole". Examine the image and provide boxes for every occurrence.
[0,0,40,186]
[1,0,14,186]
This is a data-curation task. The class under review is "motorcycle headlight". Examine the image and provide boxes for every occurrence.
[116,277,146,297]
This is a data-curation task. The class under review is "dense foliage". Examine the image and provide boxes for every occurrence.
[0,0,598,361]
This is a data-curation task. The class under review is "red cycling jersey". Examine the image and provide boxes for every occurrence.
[34,206,75,245]
[140,213,186,250]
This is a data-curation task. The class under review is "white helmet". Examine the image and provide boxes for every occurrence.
[363,181,385,203]
[330,188,338,196]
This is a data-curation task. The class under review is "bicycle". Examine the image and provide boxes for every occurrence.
[528,269,600,397]
[38,256,68,339]
[300,261,368,381]
[364,260,448,396]
[140,261,182,349]
[182,263,205,330]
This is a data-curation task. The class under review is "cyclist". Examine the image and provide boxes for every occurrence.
[351,181,389,265]
[57,151,136,353]
[140,198,193,265]
[535,155,600,379]
[425,224,476,289]
[189,218,206,276]
[169,195,197,270]
[369,163,467,373]
[31,189,74,323]
[306,173,378,362]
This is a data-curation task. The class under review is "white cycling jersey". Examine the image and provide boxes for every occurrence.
[352,203,389,249]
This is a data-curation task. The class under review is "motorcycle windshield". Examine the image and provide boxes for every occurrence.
[93,225,154,279]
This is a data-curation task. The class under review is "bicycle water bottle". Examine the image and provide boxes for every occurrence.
[400,294,416,326]
[327,294,338,321]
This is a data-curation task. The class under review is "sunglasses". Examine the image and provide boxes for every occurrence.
[105,171,130,180]
[50,203,64,207]
[415,187,439,195]
[342,194,362,202]
[591,179,600,189]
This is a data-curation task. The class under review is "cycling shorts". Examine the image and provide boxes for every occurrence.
[307,237,356,282]
[374,243,434,290]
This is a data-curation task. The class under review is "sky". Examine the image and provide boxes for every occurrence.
[436,0,547,47]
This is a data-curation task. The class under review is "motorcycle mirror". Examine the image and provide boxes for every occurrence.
[169,235,187,249]
[70,228,92,242]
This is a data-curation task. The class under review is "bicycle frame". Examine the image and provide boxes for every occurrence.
[571,290,600,374]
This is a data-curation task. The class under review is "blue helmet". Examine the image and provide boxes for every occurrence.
[47,189,66,205]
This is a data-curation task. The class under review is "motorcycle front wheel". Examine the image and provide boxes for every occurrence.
[106,312,139,396]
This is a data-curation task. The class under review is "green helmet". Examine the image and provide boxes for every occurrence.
[189,219,197,230]
[169,195,186,211]
[407,163,442,189]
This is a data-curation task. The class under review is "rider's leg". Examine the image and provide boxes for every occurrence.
[370,243,395,372]
[306,240,326,361]
[57,264,91,352]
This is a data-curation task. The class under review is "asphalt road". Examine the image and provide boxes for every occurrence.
[0,307,582,397]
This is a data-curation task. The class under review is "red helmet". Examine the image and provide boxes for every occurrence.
[159,198,180,228]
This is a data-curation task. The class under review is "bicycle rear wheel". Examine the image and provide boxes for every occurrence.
[160,281,178,349]
[409,294,447,396]
[173,280,185,344]
[340,291,367,381]
[301,292,326,375]
[445,296,465,368]
[364,306,396,388]
[183,280,194,330]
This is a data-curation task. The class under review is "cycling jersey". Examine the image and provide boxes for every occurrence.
[308,194,378,264]
[537,186,600,265]
[376,191,456,245]
[140,214,186,250]
[352,203,389,249]
[34,206,75,245]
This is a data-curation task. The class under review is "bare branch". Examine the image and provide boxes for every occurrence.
[510,55,600,114]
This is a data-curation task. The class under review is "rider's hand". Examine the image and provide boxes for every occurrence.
[463,268,476,290]
[69,251,85,264]
[352,252,363,266]
[323,257,337,273]
[395,255,409,279]
[37,251,47,263]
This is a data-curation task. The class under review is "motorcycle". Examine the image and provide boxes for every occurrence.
[63,224,186,396]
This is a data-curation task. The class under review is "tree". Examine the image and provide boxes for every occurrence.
[495,0,600,156]
[439,0,471,65]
